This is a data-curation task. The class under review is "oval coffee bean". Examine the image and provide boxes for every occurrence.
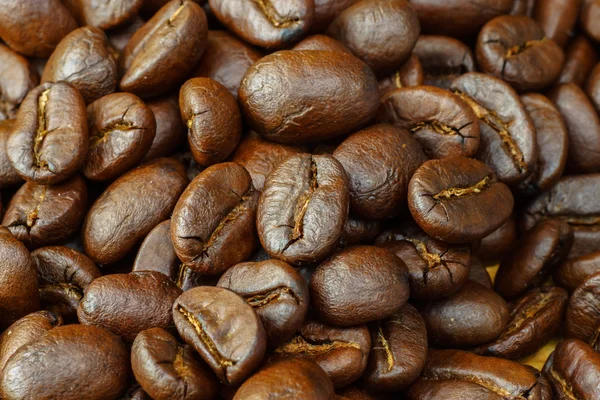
[120,0,208,98]
[273,319,371,388]
[8,82,87,184]
[365,304,428,392]
[581,0,600,42]
[564,272,600,350]
[0,120,23,188]
[554,251,600,292]
[258,154,349,265]
[239,50,379,144]
[309,245,409,326]
[377,54,424,96]
[144,95,186,161]
[78,271,182,343]
[171,162,258,275]
[173,286,267,386]
[408,156,514,243]
[217,259,309,347]
[420,281,510,348]
[2,175,88,248]
[533,0,580,48]
[179,77,242,167]
[84,92,156,181]
[476,216,517,263]
[0,44,39,120]
[0,325,130,400]
[133,220,180,281]
[83,158,188,265]
[62,0,143,30]
[378,86,481,159]
[558,35,598,85]
[131,328,218,400]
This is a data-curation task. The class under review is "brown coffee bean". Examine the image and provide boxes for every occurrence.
[476,216,517,263]
[587,62,600,113]
[179,77,241,167]
[378,87,481,159]
[83,158,188,265]
[107,17,146,55]
[173,286,267,386]
[0,44,39,120]
[340,216,381,247]
[564,272,600,350]
[293,34,352,53]
[408,156,514,244]
[8,82,88,184]
[377,54,424,96]
[217,259,309,347]
[468,257,493,288]
[581,0,600,42]
[533,0,580,48]
[558,35,599,85]
[144,95,186,161]
[555,251,600,292]
[171,162,258,275]
[0,120,23,188]
[472,286,568,359]
[239,50,379,144]
[132,328,218,400]
[420,281,510,348]
[257,154,349,266]
[511,0,536,16]
[3,175,88,248]
[365,304,427,392]
[133,220,179,279]
[495,220,573,299]
[62,0,143,30]
[120,0,208,98]
[310,246,409,326]
[0,325,130,400]
[311,0,359,33]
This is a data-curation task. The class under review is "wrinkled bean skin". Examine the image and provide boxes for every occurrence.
[144,95,187,161]
[533,0,581,48]
[239,50,379,144]
[8,82,88,185]
[120,0,208,98]
[559,35,598,85]
[377,86,480,159]
[83,158,188,265]
[333,124,426,220]
[0,44,39,121]
[131,328,218,400]
[2,175,88,248]
[217,260,309,348]
[365,304,428,392]
[408,156,514,244]
[0,120,23,188]
[472,286,568,360]
[377,54,424,96]
[0,325,130,400]
[476,216,517,263]
[309,245,409,326]
[258,154,349,265]
[564,272,600,350]
[62,0,143,30]
[173,286,267,386]
[554,251,600,292]
[171,162,259,275]
[78,271,182,343]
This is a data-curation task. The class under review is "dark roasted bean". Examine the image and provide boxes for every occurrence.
[0,44,39,120]
[564,272,600,350]
[558,35,599,85]
[555,251,600,292]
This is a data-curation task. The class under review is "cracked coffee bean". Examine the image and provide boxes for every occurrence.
[0,44,39,121]
[173,286,267,386]
[564,272,600,351]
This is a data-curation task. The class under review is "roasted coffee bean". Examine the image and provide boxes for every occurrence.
[327,0,420,75]
[0,44,39,120]
[376,221,471,300]
[564,272,600,350]
[179,77,241,166]
[273,319,370,388]
[239,50,379,144]
[410,0,514,39]
[0,311,61,373]
[258,154,348,265]
[32,246,101,321]
[377,54,424,97]
[233,358,335,400]
[407,349,543,400]
[131,328,218,400]
[333,124,425,220]
[518,93,569,194]
[173,286,267,386]
[144,95,186,161]
[495,220,573,299]
[522,174,600,258]
[311,0,359,33]
[85,92,156,181]
[451,73,538,186]
[133,220,180,280]
[555,251,600,292]
[62,0,143,30]
[8,82,87,184]
[364,304,427,392]
[340,216,381,247]
[558,35,599,85]
[408,156,514,244]
[78,271,182,342]
[476,216,517,263]
[548,83,600,173]
[581,0,600,42]
[107,17,146,55]
[0,120,23,188]
[293,34,352,53]
[120,0,208,98]
[377,87,481,159]
[309,245,409,326]
[217,259,309,347]
[420,281,510,348]
[510,0,536,16]
[171,162,258,275]
[587,62,600,113]
[468,257,493,288]
[0,325,130,400]
[0,0,77,58]
[42,26,118,104]
[83,158,188,265]
[412,35,476,89]
[533,0,580,48]
[209,0,313,49]
[2,175,88,248]
[472,286,568,359]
